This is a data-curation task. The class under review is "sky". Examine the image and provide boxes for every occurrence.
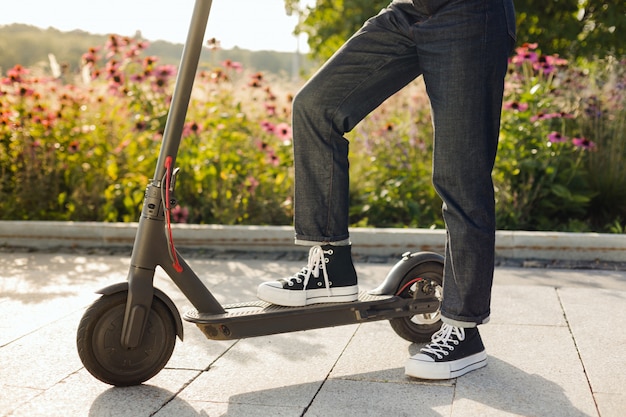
[0,0,311,52]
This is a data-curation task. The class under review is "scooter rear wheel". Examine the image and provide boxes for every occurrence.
[389,261,443,343]
[76,291,177,386]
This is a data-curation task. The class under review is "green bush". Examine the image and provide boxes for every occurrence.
[347,80,442,229]
[1,37,624,233]
[497,43,626,232]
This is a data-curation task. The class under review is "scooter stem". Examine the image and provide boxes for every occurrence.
[121,0,220,349]
[154,0,213,178]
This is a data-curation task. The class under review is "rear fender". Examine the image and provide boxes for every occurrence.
[369,251,444,296]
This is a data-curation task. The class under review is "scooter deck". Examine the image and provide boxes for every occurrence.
[184,290,440,340]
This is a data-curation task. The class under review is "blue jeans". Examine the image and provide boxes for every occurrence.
[291,0,516,326]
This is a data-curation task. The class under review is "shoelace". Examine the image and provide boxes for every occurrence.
[420,323,465,359]
[285,245,333,295]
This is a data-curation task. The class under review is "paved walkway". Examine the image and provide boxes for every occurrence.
[1,251,625,416]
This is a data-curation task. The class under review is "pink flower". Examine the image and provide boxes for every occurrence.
[266,151,279,166]
[130,73,146,83]
[572,137,596,150]
[547,131,568,143]
[172,206,189,223]
[545,54,568,67]
[531,112,574,122]
[221,59,243,72]
[133,120,148,132]
[260,120,275,133]
[152,64,177,91]
[503,101,529,112]
[105,60,121,79]
[155,65,176,78]
[18,86,35,97]
[124,41,150,58]
[511,43,539,66]
[530,112,546,123]
[265,103,277,116]
[249,72,264,88]
[182,121,201,138]
[143,56,159,70]
[533,60,555,75]
[246,176,260,195]
[2,64,29,84]
[532,54,567,75]
[81,47,100,66]
[274,123,292,141]
[105,34,128,58]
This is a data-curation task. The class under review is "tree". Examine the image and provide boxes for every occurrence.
[285,0,387,61]
[515,0,625,57]
[286,0,625,60]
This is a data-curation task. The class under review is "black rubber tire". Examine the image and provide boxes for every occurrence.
[389,261,443,343]
[76,291,176,386]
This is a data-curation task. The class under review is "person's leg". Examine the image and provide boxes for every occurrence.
[258,3,423,306]
[292,3,423,244]
[405,0,515,379]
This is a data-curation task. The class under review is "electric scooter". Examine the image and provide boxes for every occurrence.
[76,0,444,387]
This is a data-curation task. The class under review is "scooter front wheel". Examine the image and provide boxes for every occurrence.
[76,291,177,386]
[389,261,443,343]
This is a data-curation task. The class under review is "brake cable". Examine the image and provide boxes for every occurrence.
[162,156,184,273]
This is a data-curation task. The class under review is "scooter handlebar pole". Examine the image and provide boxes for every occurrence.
[121,0,217,349]
[153,0,213,181]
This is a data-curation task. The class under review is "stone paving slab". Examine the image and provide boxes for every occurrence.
[558,288,626,417]
[309,379,454,417]
[463,325,597,417]
[1,252,625,416]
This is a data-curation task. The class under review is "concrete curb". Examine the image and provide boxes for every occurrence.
[1,220,625,262]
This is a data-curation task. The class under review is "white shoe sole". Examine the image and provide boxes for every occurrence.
[257,284,359,307]
[405,350,487,380]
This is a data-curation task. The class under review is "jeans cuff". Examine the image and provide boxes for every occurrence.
[294,238,351,246]
[440,315,490,328]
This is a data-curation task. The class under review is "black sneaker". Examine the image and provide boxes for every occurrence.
[256,244,358,307]
[405,323,487,380]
